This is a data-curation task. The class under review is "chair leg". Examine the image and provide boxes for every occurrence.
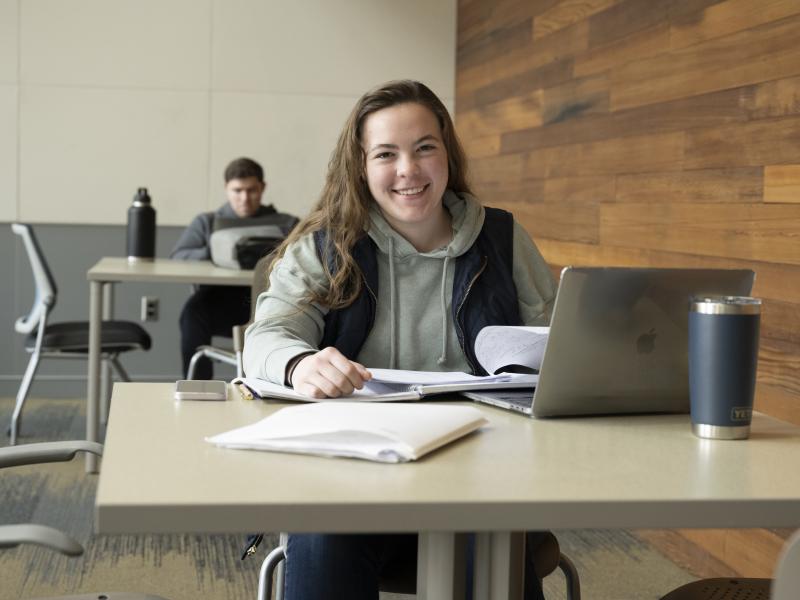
[558,553,581,600]
[99,356,131,426]
[236,350,244,379]
[276,532,289,600]
[108,356,131,382]
[257,545,287,600]
[100,358,112,426]
[276,550,286,600]
[9,351,42,445]
[187,349,206,380]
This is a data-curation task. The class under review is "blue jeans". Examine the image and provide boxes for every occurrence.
[284,533,417,600]
[283,533,546,600]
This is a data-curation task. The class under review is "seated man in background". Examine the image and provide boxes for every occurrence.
[171,157,298,379]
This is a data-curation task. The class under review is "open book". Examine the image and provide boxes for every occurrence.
[474,326,549,375]
[206,402,488,463]
[234,326,549,403]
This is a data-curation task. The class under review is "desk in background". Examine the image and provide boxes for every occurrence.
[85,258,252,472]
[95,382,800,599]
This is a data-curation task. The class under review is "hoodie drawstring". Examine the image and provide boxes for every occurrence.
[385,232,453,369]
[437,256,451,366]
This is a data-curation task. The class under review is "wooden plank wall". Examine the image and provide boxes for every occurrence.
[455,0,800,581]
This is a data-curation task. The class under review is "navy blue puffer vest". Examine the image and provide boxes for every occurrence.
[313,207,521,375]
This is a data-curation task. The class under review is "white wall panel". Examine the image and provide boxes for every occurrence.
[0,0,18,83]
[19,86,208,225]
[212,0,456,98]
[21,0,211,89]
[0,85,18,221]
[10,0,456,225]
[209,92,356,219]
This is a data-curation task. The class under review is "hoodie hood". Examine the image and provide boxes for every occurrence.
[366,190,485,258]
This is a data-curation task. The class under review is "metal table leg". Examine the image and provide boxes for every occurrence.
[86,280,103,473]
[417,532,468,600]
[474,531,524,600]
[100,282,114,426]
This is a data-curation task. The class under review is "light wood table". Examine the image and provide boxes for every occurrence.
[85,258,252,472]
[95,383,800,599]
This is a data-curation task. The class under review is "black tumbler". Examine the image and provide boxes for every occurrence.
[689,296,761,440]
[126,187,156,262]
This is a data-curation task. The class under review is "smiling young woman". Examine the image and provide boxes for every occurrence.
[243,80,557,600]
[362,102,451,252]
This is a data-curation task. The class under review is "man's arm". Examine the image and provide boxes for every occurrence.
[170,213,213,260]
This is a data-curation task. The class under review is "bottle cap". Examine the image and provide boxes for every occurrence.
[690,296,761,315]
[133,187,151,206]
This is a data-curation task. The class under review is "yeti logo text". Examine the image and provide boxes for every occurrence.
[731,407,752,422]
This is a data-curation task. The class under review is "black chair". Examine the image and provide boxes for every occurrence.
[659,529,800,600]
[9,224,151,445]
[0,440,170,600]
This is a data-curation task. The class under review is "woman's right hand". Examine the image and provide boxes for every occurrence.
[290,347,372,399]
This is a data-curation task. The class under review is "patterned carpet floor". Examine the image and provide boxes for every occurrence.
[0,396,696,600]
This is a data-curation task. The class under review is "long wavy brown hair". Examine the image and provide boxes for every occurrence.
[270,79,473,309]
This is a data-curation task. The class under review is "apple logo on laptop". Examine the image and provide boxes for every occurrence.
[637,328,657,354]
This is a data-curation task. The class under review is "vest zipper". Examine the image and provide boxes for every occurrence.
[455,256,488,374]
[362,275,378,332]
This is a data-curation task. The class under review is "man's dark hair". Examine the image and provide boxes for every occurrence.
[224,157,264,183]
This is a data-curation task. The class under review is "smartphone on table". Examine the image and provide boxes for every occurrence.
[174,380,228,401]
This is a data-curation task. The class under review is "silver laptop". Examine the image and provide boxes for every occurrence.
[464,267,755,418]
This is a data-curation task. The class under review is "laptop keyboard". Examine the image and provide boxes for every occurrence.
[462,390,534,414]
[492,392,534,409]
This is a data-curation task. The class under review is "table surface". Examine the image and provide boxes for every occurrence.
[87,257,252,286]
[95,383,800,535]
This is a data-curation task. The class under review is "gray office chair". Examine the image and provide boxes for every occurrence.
[0,440,170,600]
[186,253,273,379]
[659,529,800,600]
[257,531,581,600]
[9,224,152,445]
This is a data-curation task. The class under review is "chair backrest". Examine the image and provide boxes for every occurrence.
[232,254,276,375]
[249,253,274,320]
[772,529,800,600]
[12,223,58,334]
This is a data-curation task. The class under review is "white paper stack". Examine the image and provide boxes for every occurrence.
[206,402,489,463]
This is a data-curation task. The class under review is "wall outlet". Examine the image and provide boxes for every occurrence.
[141,296,159,322]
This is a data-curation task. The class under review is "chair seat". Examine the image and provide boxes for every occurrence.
[660,577,771,600]
[25,320,152,354]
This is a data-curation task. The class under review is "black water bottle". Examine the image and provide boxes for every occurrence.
[126,187,156,262]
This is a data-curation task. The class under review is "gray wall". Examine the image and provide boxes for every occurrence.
[2,222,238,398]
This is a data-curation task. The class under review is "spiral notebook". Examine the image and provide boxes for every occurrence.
[233,368,539,403]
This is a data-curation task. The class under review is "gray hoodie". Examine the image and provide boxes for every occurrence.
[243,191,556,383]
